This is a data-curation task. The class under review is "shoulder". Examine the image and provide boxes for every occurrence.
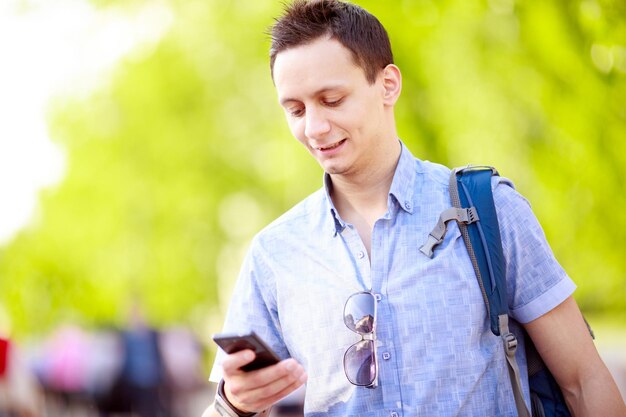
[491,175,534,218]
[249,188,328,251]
[417,159,452,188]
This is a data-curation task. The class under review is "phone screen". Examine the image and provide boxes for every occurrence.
[213,331,281,372]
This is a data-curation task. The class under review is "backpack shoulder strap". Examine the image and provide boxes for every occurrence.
[450,166,531,417]
[449,166,506,334]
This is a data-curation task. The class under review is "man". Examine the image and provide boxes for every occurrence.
[204,1,626,416]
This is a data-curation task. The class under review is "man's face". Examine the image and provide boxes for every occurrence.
[273,37,388,177]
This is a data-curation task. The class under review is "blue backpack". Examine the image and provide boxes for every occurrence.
[420,166,579,417]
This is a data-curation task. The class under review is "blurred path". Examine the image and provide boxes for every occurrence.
[594,322,626,402]
[602,348,626,400]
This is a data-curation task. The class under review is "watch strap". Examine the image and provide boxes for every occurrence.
[214,379,258,417]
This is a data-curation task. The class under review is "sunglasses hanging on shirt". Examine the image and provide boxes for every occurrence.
[343,291,378,389]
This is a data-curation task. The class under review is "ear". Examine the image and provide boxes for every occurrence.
[381,64,402,106]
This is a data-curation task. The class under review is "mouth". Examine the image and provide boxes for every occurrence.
[315,139,346,151]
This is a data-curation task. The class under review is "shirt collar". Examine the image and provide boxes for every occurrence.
[322,140,417,236]
[388,140,417,215]
[323,174,346,236]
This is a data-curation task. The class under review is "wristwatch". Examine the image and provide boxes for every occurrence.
[214,379,259,417]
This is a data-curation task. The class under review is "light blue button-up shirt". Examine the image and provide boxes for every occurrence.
[211,142,575,417]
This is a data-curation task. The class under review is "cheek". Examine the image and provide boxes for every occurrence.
[354,100,383,135]
[287,119,308,145]
[337,99,371,132]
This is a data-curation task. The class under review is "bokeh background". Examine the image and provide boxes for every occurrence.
[0,0,625,415]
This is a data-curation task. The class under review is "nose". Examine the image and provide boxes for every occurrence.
[304,106,331,140]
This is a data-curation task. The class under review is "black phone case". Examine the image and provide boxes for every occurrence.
[213,332,281,372]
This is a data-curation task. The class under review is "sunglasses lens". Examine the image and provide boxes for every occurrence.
[344,340,376,386]
[343,292,375,334]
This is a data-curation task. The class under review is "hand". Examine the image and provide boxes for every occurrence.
[221,349,307,414]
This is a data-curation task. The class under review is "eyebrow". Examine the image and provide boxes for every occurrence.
[279,85,345,106]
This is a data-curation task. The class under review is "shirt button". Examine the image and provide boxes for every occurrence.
[390,412,399,417]
[374,293,382,301]
[382,352,391,360]
[357,251,365,259]
[404,201,412,210]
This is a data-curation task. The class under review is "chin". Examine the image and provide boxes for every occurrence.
[319,157,352,176]
[322,165,348,176]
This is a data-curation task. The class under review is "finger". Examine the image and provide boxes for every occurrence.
[257,359,306,396]
[228,360,307,410]
[262,374,307,409]
[229,358,300,392]
[254,361,307,402]
[234,369,307,412]
[231,374,306,411]
[221,349,256,375]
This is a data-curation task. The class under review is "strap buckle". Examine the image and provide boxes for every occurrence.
[464,207,479,223]
[420,207,480,258]
[502,332,518,353]
[419,234,444,258]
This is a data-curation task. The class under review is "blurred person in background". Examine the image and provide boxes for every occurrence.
[160,326,207,417]
[101,301,173,417]
[85,325,124,415]
[33,324,96,414]
[0,336,44,417]
[38,325,89,399]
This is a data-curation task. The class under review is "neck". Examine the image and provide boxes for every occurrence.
[328,139,401,258]
[329,139,401,222]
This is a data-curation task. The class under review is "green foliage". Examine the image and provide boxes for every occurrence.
[0,0,624,338]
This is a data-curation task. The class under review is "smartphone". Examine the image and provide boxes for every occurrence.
[212,331,281,372]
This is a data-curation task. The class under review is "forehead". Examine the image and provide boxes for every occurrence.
[273,37,367,102]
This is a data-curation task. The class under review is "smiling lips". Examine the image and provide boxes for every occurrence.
[316,138,346,152]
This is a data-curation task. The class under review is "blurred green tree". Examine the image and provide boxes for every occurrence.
[0,0,624,338]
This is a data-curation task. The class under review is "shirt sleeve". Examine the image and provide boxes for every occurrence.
[209,236,290,382]
[492,178,576,324]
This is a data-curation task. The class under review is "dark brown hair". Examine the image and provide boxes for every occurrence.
[269,0,393,84]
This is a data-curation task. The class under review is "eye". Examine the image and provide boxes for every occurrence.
[288,107,305,118]
[323,98,343,107]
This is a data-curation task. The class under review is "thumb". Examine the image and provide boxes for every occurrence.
[221,349,256,375]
